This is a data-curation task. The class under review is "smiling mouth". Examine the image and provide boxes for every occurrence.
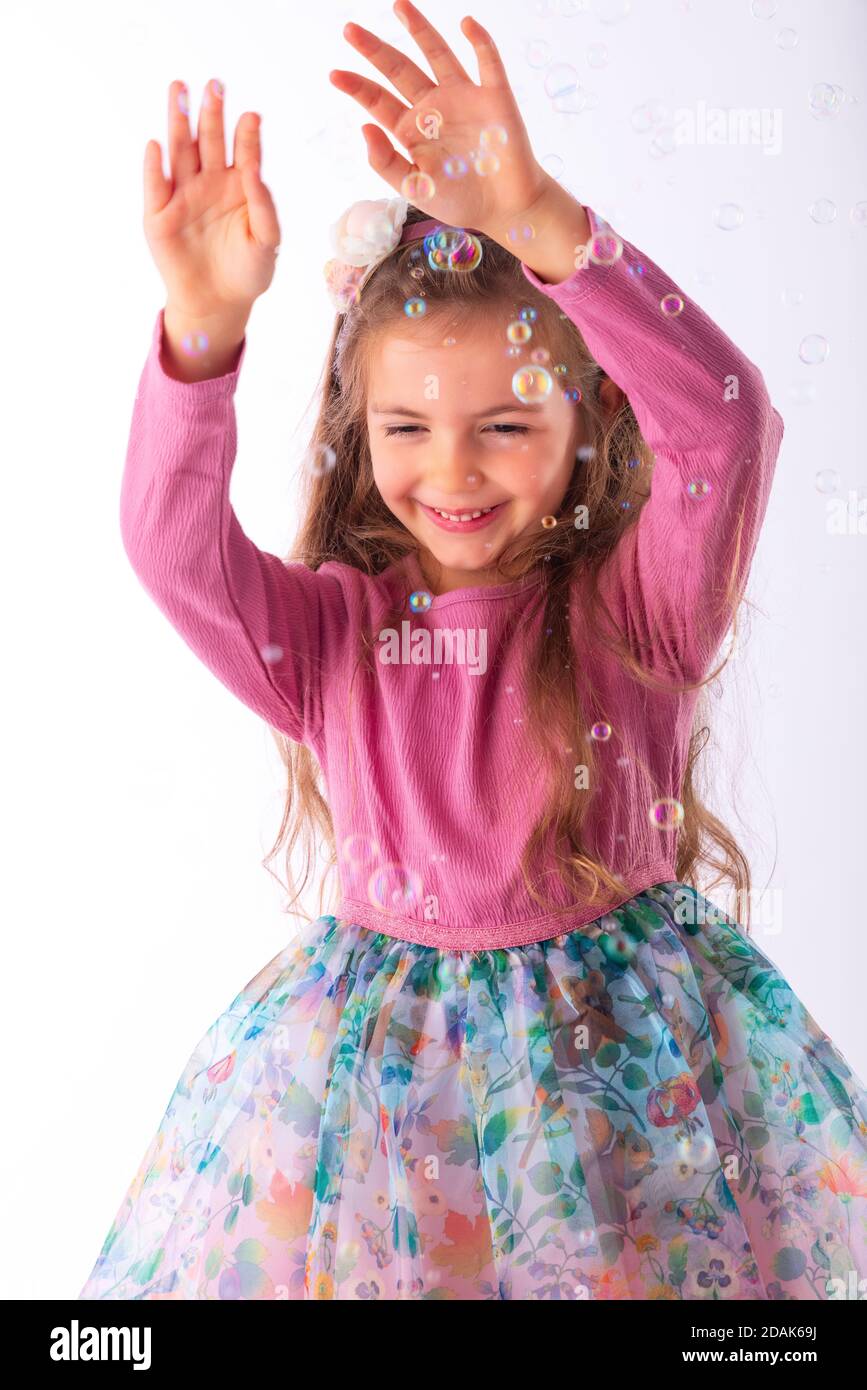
[415,499,508,529]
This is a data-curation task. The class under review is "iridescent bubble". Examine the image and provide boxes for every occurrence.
[593,0,631,22]
[181,331,209,356]
[480,124,508,148]
[340,833,382,867]
[260,644,283,664]
[649,127,678,159]
[628,262,647,278]
[544,64,580,100]
[530,347,550,364]
[520,306,539,323]
[415,108,443,139]
[507,319,533,345]
[562,387,582,403]
[553,362,568,376]
[542,152,565,180]
[591,721,612,741]
[808,82,845,120]
[648,798,685,830]
[367,863,423,911]
[404,297,427,318]
[687,479,711,499]
[526,39,552,68]
[775,26,799,50]
[177,88,190,117]
[507,224,536,246]
[410,589,433,611]
[401,170,436,201]
[851,202,867,227]
[513,366,554,402]
[660,294,684,317]
[587,43,609,68]
[809,198,837,225]
[474,151,501,177]
[541,515,558,529]
[588,231,623,265]
[798,333,829,365]
[749,0,777,17]
[815,469,840,495]
[577,445,595,462]
[714,202,744,231]
[443,154,469,179]
[305,442,337,476]
[781,287,803,308]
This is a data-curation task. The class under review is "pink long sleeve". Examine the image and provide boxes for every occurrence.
[522,209,784,681]
[119,309,352,746]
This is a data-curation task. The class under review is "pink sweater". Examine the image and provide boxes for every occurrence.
[120,207,784,951]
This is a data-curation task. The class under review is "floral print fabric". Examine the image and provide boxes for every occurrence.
[79,882,867,1300]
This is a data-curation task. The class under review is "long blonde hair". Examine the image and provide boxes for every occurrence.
[262,206,758,934]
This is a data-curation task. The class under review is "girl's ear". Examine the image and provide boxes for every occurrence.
[599,374,626,422]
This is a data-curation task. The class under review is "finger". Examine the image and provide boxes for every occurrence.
[232,110,263,172]
[197,78,227,170]
[143,139,172,219]
[168,79,199,185]
[342,20,439,106]
[360,124,416,200]
[393,0,474,85]
[329,71,413,141]
[238,161,282,253]
[459,15,510,88]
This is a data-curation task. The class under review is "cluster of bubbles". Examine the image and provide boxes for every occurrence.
[401,124,511,204]
[648,798,685,830]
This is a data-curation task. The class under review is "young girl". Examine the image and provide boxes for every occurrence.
[80,2,867,1301]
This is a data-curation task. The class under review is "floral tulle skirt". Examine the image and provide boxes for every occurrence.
[79,882,867,1301]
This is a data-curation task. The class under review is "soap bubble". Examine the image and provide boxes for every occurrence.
[368,864,423,911]
[507,223,536,245]
[814,469,840,495]
[404,297,427,318]
[648,798,685,830]
[798,334,829,365]
[401,170,436,201]
[180,331,209,356]
[513,366,554,401]
[850,202,867,227]
[660,294,684,317]
[775,27,799,50]
[541,515,558,529]
[305,443,337,476]
[687,479,711,499]
[588,231,623,264]
[544,64,580,100]
[520,306,539,323]
[750,0,777,17]
[591,722,612,741]
[542,152,565,179]
[563,387,582,403]
[473,152,501,177]
[410,590,433,611]
[530,347,550,364]
[443,154,469,179]
[507,319,533,345]
[479,124,508,147]
[809,198,837,225]
[526,39,552,68]
[808,83,845,120]
[714,202,744,231]
[340,834,382,867]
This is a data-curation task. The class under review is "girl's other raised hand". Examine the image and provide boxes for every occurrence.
[143,80,282,320]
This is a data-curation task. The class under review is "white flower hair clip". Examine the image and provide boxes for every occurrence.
[323,196,410,312]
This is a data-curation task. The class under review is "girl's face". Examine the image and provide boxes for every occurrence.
[366,313,587,594]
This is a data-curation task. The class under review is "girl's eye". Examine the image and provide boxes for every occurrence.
[382,424,530,436]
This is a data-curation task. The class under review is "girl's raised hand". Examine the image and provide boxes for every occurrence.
[330,0,550,241]
[143,80,282,318]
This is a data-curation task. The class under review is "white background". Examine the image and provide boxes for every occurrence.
[1,0,864,1299]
